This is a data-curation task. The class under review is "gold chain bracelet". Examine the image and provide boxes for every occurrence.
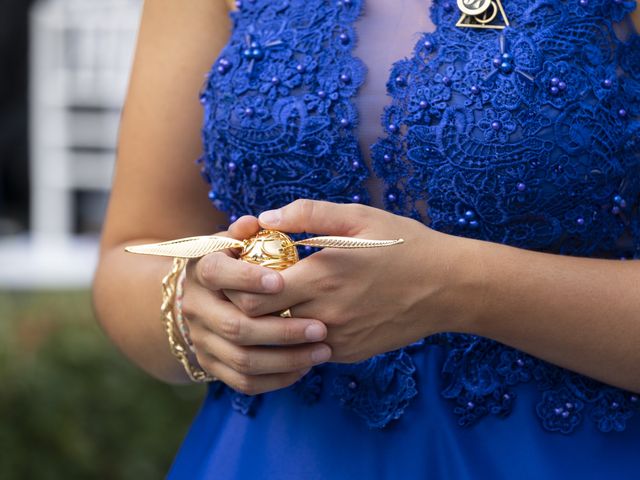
[161,257,216,383]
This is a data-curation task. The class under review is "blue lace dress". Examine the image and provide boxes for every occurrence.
[168,0,640,477]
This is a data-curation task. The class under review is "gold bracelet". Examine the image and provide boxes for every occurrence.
[161,257,216,383]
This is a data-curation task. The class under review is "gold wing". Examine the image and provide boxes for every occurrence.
[293,236,404,249]
[125,235,244,258]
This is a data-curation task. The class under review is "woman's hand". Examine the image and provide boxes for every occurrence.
[224,200,478,364]
[181,215,333,395]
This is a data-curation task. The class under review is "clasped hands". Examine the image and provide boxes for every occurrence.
[182,199,471,395]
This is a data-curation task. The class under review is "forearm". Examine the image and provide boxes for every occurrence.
[453,238,640,392]
[92,241,191,384]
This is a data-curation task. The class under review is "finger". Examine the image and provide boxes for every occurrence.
[196,294,327,345]
[193,251,284,293]
[223,258,321,317]
[257,199,368,236]
[204,334,332,376]
[229,215,260,239]
[202,358,312,396]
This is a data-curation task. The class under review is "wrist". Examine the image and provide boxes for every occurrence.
[425,232,489,336]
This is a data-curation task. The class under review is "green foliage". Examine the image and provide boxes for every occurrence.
[0,290,204,479]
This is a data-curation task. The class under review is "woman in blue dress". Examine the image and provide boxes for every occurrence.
[92,0,640,477]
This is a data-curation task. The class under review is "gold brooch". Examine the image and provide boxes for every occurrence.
[455,0,509,29]
[125,229,404,269]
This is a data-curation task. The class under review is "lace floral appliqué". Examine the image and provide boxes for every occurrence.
[198,0,640,433]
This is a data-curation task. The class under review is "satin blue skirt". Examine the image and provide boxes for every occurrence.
[168,345,640,479]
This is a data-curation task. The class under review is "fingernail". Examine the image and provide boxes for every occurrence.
[261,273,280,291]
[259,209,281,226]
[311,345,331,363]
[305,324,326,342]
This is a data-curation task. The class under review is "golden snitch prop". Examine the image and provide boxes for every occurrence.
[128,230,404,338]
[125,229,405,270]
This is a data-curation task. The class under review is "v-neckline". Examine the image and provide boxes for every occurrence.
[349,0,439,210]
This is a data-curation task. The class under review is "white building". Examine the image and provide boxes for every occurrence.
[0,0,142,289]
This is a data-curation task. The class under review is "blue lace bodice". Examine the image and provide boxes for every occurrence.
[197,0,640,434]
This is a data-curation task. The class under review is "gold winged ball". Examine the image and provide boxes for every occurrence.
[125,229,404,270]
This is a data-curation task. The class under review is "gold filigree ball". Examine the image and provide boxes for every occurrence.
[239,229,300,270]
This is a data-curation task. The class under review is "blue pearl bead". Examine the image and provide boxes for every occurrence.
[503,394,511,400]
[443,2,453,10]
[579,0,588,5]
[554,407,563,415]
[244,107,254,116]
[619,199,627,208]
[388,124,398,133]
[613,194,623,204]
[558,81,567,91]
[250,41,259,49]
[631,396,638,403]
[271,76,280,84]
[343,0,352,5]
[502,52,512,60]
[471,85,480,95]
[491,121,501,130]
[550,86,559,95]
[242,48,252,58]
[517,182,526,192]
[352,194,361,202]
[464,210,475,219]
[442,76,452,86]
[296,64,305,73]
[339,32,350,44]
[387,193,397,202]
[340,73,351,83]
[576,217,585,225]
[602,78,612,88]
[561,411,570,418]
[395,76,406,86]
[516,358,525,367]
[317,90,326,99]
[251,163,259,172]
[424,40,433,49]
[611,402,620,409]
[340,118,350,127]
[348,381,358,389]
[251,48,264,60]
[469,220,479,229]
[612,206,621,215]
[565,402,573,410]
[550,77,560,86]
[500,61,513,73]
[235,0,243,8]
[230,214,238,222]
[419,100,429,109]
[458,218,468,226]
[208,191,217,200]
[352,160,360,169]
[219,58,230,66]
[619,108,627,117]
[217,65,227,74]
[383,154,392,162]
[467,401,475,409]
[492,57,502,67]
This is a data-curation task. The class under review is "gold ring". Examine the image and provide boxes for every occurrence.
[279,308,292,318]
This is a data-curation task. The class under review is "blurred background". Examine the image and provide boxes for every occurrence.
[0,0,204,477]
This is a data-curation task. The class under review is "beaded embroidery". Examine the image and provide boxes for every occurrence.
[198,0,640,433]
